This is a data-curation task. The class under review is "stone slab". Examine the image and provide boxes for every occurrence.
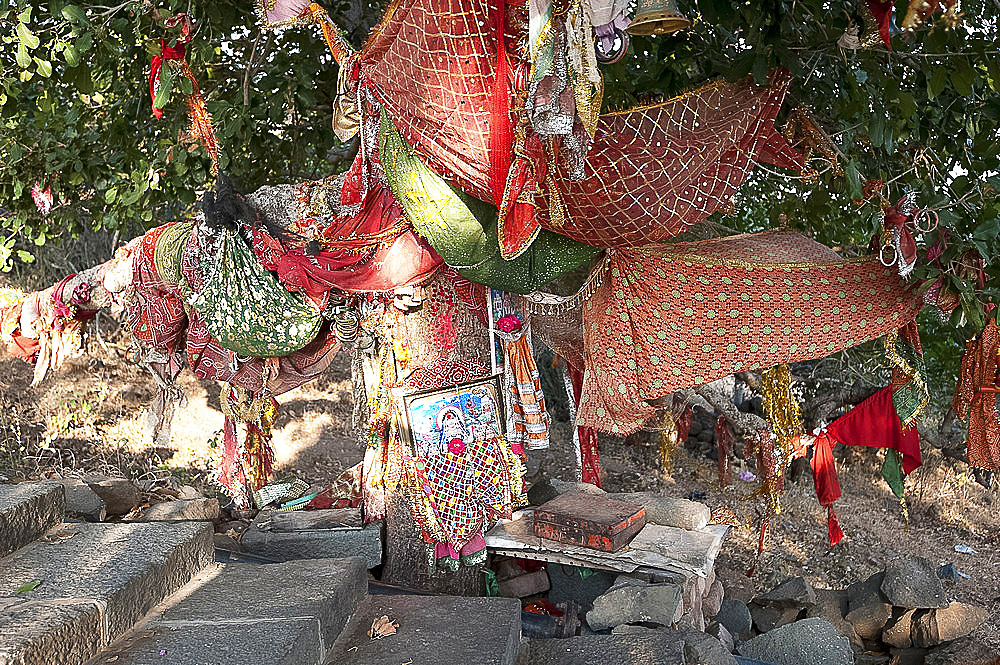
[327,595,521,665]
[104,557,368,665]
[241,511,382,569]
[0,521,213,665]
[520,634,686,665]
[0,483,65,556]
[0,598,102,665]
[100,620,322,665]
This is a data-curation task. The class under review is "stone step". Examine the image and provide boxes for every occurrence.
[0,521,213,665]
[327,595,522,665]
[241,508,382,569]
[518,632,731,665]
[0,483,65,556]
[99,557,369,665]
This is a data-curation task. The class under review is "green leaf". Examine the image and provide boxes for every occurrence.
[16,250,35,264]
[951,58,974,97]
[15,580,41,594]
[61,4,90,25]
[16,22,40,50]
[62,45,79,68]
[34,58,52,78]
[152,66,174,111]
[15,44,30,69]
[928,67,948,99]
[104,187,118,204]
[844,160,862,201]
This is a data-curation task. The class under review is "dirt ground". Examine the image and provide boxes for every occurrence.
[1,329,997,650]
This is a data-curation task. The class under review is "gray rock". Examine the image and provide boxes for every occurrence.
[140,497,220,521]
[213,533,241,551]
[750,603,800,633]
[924,635,1000,665]
[681,629,739,665]
[845,600,893,641]
[738,618,853,665]
[0,483,65,555]
[911,602,989,648]
[847,572,888,612]
[52,479,106,522]
[881,556,949,609]
[498,569,550,598]
[889,647,928,665]
[808,588,849,619]
[241,508,382,569]
[845,572,893,640]
[550,478,607,496]
[548,564,618,612]
[707,621,736,653]
[177,484,204,499]
[327,595,521,665]
[587,583,684,630]
[755,576,817,608]
[807,589,861,651]
[606,492,711,530]
[716,598,753,640]
[522,634,686,665]
[85,477,139,516]
[703,579,725,619]
[0,521,213,665]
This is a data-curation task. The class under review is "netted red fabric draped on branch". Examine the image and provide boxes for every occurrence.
[358,0,802,248]
[574,230,924,434]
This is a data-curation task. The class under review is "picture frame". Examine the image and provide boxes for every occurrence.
[396,374,506,458]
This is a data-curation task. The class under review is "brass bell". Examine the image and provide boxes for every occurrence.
[626,0,691,36]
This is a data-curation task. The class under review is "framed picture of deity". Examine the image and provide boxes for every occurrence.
[396,375,506,458]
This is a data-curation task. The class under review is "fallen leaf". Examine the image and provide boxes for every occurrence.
[368,615,398,640]
[15,580,41,594]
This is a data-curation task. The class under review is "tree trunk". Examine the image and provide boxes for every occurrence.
[358,274,493,594]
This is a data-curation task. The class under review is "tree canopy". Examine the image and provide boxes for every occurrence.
[2,0,999,355]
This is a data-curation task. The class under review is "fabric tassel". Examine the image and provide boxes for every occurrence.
[715,416,733,487]
[810,432,844,546]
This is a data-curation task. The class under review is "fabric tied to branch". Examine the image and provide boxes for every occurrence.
[149,40,186,119]
[575,230,923,434]
[952,318,1000,469]
[379,111,601,293]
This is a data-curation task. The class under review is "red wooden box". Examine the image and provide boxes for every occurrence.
[533,493,646,553]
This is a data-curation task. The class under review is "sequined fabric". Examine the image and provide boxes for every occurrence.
[575,230,924,433]
[953,318,1000,469]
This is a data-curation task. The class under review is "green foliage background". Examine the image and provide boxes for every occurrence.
[1,0,999,407]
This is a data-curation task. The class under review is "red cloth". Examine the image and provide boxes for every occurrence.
[251,186,443,303]
[825,386,921,474]
[811,433,844,546]
[868,1,895,48]
[568,365,601,487]
[149,40,186,119]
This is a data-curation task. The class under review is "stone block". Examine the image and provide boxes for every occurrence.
[0,521,213,665]
[587,583,683,631]
[327,595,521,665]
[738,618,853,665]
[241,509,382,569]
[749,603,800,634]
[605,493,711,530]
[883,608,918,648]
[807,589,860,651]
[139,498,220,522]
[521,634,686,665]
[0,483,65,555]
[85,478,140,516]
[881,556,948,609]
[754,576,816,608]
[680,628,739,665]
[498,569,551,598]
[103,557,368,665]
[0,598,103,665]
[52,479,106,522]
[847,572,888,612]
[911,602,989,648]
